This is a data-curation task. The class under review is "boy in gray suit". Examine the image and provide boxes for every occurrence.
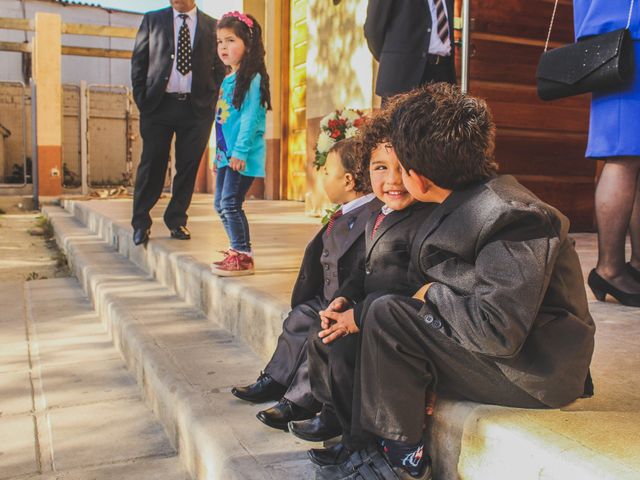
[313,84,595,480]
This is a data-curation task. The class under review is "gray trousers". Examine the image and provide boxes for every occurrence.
[264,296,327,411]
[355,295,545,444]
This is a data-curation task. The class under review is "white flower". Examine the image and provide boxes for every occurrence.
[320,113,332,129]
[316,131,334,153]
[343,109,360,123]
[345,126,359,138]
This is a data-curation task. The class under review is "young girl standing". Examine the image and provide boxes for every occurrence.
[212,11,271,276]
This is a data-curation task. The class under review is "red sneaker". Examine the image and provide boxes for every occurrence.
[211,250,255,276]
[212,250,231,266]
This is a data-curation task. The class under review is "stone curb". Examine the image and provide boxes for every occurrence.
[45,206,315,480]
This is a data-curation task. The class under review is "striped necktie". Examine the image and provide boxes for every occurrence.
[325,209,343,236]
[433,0,450,44]
[370,212,387,239]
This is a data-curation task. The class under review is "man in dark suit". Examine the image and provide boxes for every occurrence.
[364,0,456,99]
[313,84,595,480]
[130,0,224,245]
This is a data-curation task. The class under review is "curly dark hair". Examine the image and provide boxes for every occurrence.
[388,83,498,190]
[356,109,393,181]
[329,138,372,194]
[217,13,272,111]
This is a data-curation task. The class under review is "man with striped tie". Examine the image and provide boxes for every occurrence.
[364,0,456,100]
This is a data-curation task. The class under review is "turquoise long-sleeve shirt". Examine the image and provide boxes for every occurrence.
[215,72,266,178]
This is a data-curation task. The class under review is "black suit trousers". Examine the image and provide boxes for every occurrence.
[132,95,214,230]
[355,294,545,445]
[264,296,326,411]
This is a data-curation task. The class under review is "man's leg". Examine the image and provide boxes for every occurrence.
[164,104,214,230]
[132,101,175,230]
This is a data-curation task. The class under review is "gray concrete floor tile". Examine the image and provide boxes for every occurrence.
[0,371,33,416]
[0,415,38,479]
[40,359,140,408]
[51,457,189,480]
[48,399,175,471]
[36,335,121,367]
[0,341,30,374]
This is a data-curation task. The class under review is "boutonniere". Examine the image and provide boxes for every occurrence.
[321,204,341,225]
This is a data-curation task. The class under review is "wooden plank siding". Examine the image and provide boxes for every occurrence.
[461,0,594,230]
[286,0,309,201]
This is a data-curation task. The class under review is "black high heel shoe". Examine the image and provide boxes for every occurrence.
[587,269,640,307]
[627,263,640,283]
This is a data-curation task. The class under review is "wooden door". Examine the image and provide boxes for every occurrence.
[462,0,594,231]
[283,0,308,201]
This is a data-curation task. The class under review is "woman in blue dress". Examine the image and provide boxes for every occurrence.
[575,0,640,306]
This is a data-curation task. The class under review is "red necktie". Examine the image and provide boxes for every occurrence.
[325,209,343,236]
[370,212,386,239]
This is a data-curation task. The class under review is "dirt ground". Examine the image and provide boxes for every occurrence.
[0,211,70,282]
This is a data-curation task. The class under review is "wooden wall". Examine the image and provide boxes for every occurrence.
[462,0,595,231]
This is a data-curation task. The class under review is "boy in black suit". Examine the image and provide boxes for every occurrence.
[231,138,381,430]
[313,84,594,480]
[288,111,436,468]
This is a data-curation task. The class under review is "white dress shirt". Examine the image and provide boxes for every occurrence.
[342,193,376,216]
[166,7,197,93]
[427,0,452,57]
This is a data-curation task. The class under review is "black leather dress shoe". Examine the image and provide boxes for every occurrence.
[256,398,315,431]
[133,228,150,246]
[231,372,287,403]
[588,269,640,307]
[169,225,191,240]
[288,413,341,442]
[308,442,351,466]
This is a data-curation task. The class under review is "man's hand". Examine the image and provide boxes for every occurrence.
[413,283,433,302]
[229,157,246,172]
[318,309,359,344]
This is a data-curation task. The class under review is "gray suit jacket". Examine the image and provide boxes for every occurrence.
[131,7,225,116]
[413,175,595,407]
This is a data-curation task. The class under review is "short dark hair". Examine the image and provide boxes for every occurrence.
[329,137,371,194]
[389,83,498,189]
[357,109,392,178]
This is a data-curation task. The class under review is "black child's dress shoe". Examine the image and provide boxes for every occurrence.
[627,263,640,283]
[231,372,287,403]
[169,225,191,240]
[588,269,640,307]
[288,413,341,442]
[308,442,351,467]
[133,228,150,246]
[256,398,316,431]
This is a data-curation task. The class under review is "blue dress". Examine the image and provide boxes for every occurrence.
[574,0,640,158]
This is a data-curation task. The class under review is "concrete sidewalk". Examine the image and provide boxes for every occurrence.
[0,279,189,480]
[44,195,640,480]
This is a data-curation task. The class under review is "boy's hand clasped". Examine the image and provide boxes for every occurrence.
[319,296,359,344]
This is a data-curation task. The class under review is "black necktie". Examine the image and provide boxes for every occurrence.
[177,14,192,75]
[433,0,450,44]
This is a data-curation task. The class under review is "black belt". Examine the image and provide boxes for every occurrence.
[426,54,451,65]
[166,92,191,101]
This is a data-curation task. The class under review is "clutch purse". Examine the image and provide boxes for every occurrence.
[536,0,636,101]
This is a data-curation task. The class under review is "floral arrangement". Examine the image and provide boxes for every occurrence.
[314,108,366,170]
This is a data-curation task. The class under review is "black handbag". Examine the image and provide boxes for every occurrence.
[536,0,636,101]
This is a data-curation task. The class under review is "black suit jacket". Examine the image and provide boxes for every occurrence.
[131,7,225,116]
[291,198,384,308]
[412,175,595,407]
[336,202,437,324]
[364,0,456,97]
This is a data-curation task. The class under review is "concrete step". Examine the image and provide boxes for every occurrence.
[0,278,189,480]
[43,204,316,480]
[44,198,640,480]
